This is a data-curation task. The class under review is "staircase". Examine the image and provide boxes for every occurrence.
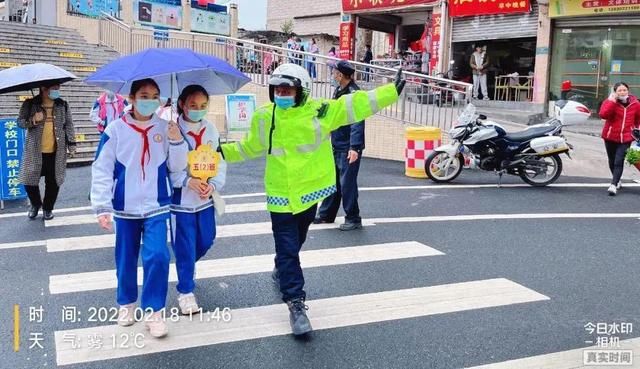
[0,21,120,166]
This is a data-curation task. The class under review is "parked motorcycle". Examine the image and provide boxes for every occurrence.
[425,101,591,186]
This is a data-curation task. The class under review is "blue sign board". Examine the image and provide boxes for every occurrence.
[153,30,170,41]
[0,118,26,201]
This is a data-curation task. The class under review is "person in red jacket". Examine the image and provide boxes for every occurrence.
[599,82,640,196]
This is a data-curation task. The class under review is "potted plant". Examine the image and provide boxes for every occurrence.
[625,144,640,171]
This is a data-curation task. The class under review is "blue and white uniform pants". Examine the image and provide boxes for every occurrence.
[171,206,216,294]
[114,213,171,311]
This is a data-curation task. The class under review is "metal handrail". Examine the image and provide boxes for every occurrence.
[99,12,131,31]
[97,15,471,129]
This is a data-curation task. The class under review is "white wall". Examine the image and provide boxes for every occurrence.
[37,0,57,25]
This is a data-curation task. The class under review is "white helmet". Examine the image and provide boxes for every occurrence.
[268,63,312,106]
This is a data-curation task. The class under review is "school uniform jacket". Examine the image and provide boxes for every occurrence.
[170,115,227,213]
[91,113,188,219]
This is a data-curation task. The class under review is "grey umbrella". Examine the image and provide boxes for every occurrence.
[0,63,77,94]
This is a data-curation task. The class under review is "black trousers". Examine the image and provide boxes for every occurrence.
[24,153,59,211]
[270,204,317,302]
[318,151,361,223]
[604,140,630,185]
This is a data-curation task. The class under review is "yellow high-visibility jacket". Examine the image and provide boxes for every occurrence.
[221,83,398,214]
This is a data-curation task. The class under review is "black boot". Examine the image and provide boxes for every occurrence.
[339,221,362,231]
[28,206,40,220]
[286,298,312,336]
[43,210,54,220]
[313,217,333,224]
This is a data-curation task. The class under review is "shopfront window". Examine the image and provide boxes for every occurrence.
[451,38,536,101]
[550,26,640,112]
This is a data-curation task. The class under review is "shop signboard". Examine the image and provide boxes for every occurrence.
[549,0,640,18]
[429,13,441,74]
[449,0,531,17]
[342,0,437,12]
[338,22,355,59]
[133,0,182,30]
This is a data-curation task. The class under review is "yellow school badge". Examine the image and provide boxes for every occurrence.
[187,145,220,181]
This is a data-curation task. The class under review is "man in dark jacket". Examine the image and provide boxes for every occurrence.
[314,60,364,230]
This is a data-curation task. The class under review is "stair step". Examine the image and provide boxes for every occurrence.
[67,156,94,167]
[0,22,120,161]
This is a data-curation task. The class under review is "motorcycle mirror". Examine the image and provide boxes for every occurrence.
[478,114,487,120]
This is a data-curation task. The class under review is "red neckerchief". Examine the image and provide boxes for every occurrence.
[187,126,206,149]
[123,115,154,181]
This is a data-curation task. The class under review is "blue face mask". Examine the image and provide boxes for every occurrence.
[330,79,339,88]
[135,99,160,117]
[48,89,60,100]
[187,109,208,122]
[274,95,295,110]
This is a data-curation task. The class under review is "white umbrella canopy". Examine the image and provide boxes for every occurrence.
[0,63,77,94]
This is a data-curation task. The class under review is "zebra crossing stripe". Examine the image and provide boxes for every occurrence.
[49,241,443,294]
[54,278,549,366]
[44,202,267,228]
[45,218,369,252]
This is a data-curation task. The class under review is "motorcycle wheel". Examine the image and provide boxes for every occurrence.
[425,151,464,183]
[518,154,563,187]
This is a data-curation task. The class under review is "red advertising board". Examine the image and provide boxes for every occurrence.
[342,0,437,12]
[338,22,355,60]
[449,0,531,17]
[428,13,441,74]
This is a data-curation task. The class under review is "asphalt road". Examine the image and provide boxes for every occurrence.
[1,158,639,369]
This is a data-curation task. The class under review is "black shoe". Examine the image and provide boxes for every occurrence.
[43,210,54,221]
[339,222,363,231]
[313,217,333,224]
[287,298,312,336]
[271,267,280,285]
[28,206,40,220]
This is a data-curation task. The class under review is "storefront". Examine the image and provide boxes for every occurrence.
[339,0,440,75]
[548,0,640,112]
[448,0,537,101]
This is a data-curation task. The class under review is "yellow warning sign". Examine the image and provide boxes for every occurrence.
[18,96,32,102]
[0,62,20,68]
[75,134,86,142]
[73,66,97,72]
[0,48,10,53]
[46,40,66,45]
[60,52,84,59]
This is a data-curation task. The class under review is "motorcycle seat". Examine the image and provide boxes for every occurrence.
[505,125,557,142]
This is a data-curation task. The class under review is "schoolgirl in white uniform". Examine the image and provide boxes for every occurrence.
[170,84,227,314]
[91,78,188,338]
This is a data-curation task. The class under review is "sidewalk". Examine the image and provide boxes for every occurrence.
[496,119,640,181]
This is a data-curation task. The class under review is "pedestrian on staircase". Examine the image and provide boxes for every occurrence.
[219,63,404,336]
[170,84,227,316]
[91,78,188,338]
[18,82,76,220]
[89,90,128,134]
[599,82,640,196]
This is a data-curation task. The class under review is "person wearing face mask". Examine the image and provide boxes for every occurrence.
[89,90,128,134]
[220,63,405,336]
[600,82,640,196]
[315,60,364,231]
[18,82,77,220]
[91,78,188,338]
[169,84,227,315]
